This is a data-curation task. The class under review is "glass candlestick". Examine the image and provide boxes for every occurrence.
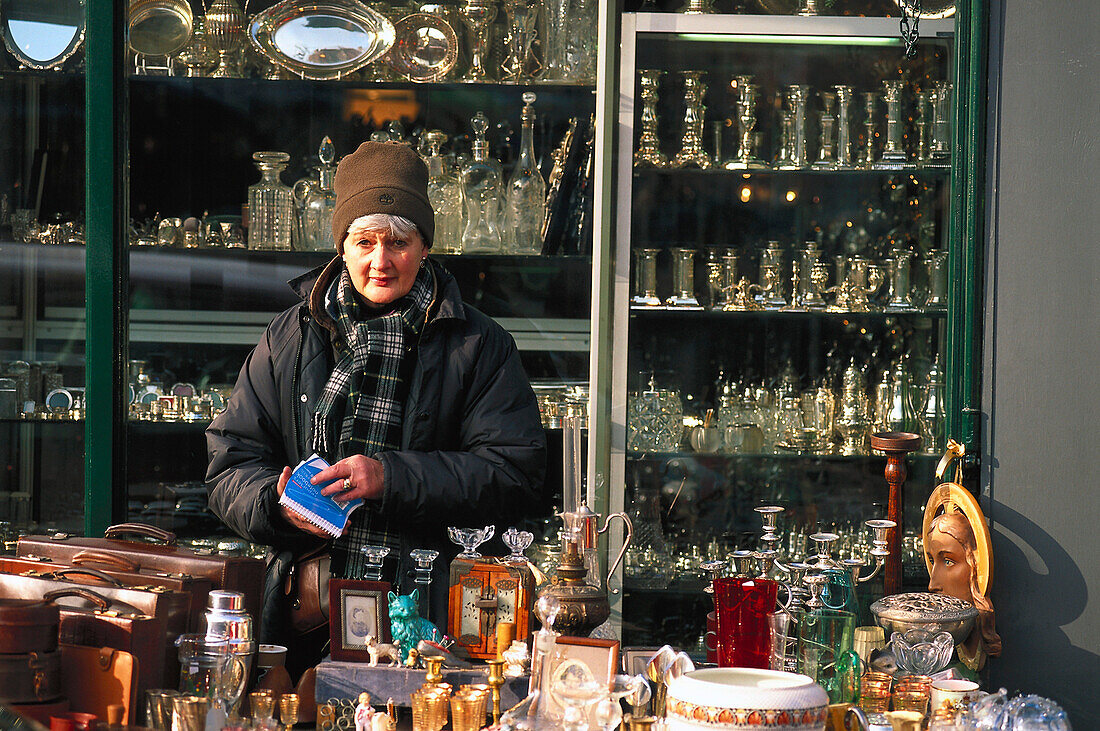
[666,248,702,308]
[409,548,439,619]
[632,248,661,306]
[360,545,390,581]
[812,92,837,169]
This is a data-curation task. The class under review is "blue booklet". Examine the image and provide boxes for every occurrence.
[278,453,362,537]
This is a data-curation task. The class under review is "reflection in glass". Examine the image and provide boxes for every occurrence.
[2,0,84,68]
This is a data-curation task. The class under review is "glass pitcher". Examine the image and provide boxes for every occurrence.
[176,633,248,715]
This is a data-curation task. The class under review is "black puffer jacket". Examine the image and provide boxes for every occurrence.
[206,258,546,629]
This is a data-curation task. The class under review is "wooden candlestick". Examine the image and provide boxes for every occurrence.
[870,431,922,595]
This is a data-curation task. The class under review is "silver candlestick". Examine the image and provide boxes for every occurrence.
[779,85,810,169]
[876,80,908,168]
[671,71,712,169]
[858,92,878,169]
[813,92,837,169]
[635,70,668,168]
[833,85,854,169]
[928,80,953,167]
[724,76,765,170]
[915,90,931,166]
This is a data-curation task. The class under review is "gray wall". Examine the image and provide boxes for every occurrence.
[983,0,1100,724]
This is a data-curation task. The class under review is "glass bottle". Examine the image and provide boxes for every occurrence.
[461,112,504,254]
[422,131,465,254]
[294,137,336,252]
[248,151,295,251]
[503,93,546,255]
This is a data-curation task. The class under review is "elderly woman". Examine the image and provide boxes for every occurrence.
[206,141,546,659]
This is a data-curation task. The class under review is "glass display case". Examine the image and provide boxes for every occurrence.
[119,0,599,545]
[0,2,88,542]
[601,11,968,653]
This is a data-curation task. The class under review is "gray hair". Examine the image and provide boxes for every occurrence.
[346,213,422,243]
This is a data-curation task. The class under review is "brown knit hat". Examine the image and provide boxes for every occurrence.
[331,141,435,251]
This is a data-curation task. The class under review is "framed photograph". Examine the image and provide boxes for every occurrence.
[621,646,663,677]
[538,636,620,721]
[328,579,391,662]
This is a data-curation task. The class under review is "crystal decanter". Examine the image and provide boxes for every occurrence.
[503,93,546,254]
[294,137,336,252]
[461,112,504,253]
[248,151,295,251]
[422,131,465,254]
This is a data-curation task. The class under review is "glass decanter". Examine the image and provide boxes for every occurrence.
[503,93,547,254]
[460,112,504,253]
[248,151,295,251]
[422,131,465,254]
[294,136,336,252]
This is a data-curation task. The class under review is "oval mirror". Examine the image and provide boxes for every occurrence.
[128,0,194,57]
[1,0,85,70]
[250,0,395,80]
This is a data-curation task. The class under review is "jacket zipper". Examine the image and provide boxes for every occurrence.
[291,308,307,458]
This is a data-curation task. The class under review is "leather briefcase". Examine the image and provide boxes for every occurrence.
[0,563,189,662]
[49,587,168,698]
[18,522,264,635]
[1,551,215,632]
[60,644,138,725]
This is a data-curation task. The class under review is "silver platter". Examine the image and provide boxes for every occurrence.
[249,0,395,81]
[128,0,193,57]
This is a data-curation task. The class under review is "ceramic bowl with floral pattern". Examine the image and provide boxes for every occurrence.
[666,668,829,731]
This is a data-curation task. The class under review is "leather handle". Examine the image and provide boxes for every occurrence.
[43,587,111,610]
[72,550,140,572]
[104,522,177,545]
[52,567,125,587]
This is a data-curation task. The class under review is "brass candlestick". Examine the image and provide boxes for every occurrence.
[486,659,506,724]
[870,431,922,594]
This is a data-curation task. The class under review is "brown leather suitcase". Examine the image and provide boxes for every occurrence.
[0,552,215,631]
[18,522,265,635]
[0,573,184,692]
[49,587,168,699]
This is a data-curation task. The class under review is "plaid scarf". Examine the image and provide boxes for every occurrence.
[311,261,435,578]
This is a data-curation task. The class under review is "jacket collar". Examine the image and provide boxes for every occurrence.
[288,256,466,330]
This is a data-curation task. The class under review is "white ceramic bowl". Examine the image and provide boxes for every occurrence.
[666,668,829,731]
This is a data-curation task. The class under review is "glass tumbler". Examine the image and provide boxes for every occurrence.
[713,577,779,669]
[797,609,860,703]
[632,248,661,306]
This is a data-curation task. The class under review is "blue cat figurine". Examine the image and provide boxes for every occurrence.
[388,590,442,663]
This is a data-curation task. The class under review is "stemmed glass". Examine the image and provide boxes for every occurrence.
[502,527,534,564]
[550,661,603,731]
[460,0,497,82]
[448,525,496,558]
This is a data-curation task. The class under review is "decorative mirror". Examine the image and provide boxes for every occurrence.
[383,13,457,83]
[127,0,194,57]
[1,0,85,70]
[249,0,395,81]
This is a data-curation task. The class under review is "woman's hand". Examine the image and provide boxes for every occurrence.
[275,466,330,538]
[313,455,385,503]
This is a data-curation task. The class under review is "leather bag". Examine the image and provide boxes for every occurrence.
[60,644,138,725]
[18,522,264,635]
[0,552,215,632]
[284,547,330,634]
[0,597,59,654]
[0,649,61,704]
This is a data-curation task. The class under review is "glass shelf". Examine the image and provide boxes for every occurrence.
[629,307,947,319]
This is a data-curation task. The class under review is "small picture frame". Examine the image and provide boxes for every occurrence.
[328,579,391,663]
[538,636,620,719]
[621,646,663,677]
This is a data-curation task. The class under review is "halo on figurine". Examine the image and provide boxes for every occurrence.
[922,443,992,597]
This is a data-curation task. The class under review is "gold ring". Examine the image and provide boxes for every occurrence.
[343,478,352,491]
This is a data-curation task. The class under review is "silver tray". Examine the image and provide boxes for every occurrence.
[383,12,458,83]
[248,0,395,81]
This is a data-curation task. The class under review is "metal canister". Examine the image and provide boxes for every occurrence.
[201,590,255,691]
